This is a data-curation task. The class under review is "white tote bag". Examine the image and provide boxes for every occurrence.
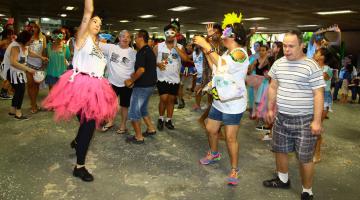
[211,58,245,102]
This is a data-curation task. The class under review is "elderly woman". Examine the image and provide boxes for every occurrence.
[194,21,249,185]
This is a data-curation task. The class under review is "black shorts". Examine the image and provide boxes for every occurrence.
[157,81,180,96]
[111,85,133,107]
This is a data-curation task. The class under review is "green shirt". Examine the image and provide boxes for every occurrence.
[46,43,70,77]
[323,65,333,91]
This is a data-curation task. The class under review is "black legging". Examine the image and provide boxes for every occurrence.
[75,115,95,165]
[7,70,26,109]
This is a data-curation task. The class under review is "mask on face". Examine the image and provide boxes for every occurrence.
[221,27,235,39]
[51,33,64,40]
[165,30,176,37]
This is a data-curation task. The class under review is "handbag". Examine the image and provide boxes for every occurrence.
[211,57,245,102]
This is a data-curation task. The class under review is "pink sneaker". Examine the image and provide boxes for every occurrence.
[199,151,222,165]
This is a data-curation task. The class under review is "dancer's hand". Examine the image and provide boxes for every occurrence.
[124,79,134,88]
[310,121,322,135]
[157,62,166,71]
[206,23,215,37]
[193,36,211,51]
[265,110,275,125]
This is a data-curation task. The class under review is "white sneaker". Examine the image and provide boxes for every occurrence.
[262,134,272,141]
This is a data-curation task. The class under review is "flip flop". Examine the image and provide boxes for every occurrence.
[101,125,114,132]
[116,129,128,134]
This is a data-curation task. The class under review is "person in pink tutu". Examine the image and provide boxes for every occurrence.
[42,0,118,182]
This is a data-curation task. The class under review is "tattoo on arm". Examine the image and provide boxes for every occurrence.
[82,17,89,24]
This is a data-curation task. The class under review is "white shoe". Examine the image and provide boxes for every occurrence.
[262,134,272,141]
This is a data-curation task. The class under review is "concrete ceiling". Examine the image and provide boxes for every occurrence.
[1,0,360,34]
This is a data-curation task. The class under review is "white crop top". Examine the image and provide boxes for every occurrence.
[71,36,106,80]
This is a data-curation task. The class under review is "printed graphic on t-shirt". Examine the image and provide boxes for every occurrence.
[122,57,130,64]
[90,45,105,60]
[17,72,25,80]
[19,57,26,64]
[110,52,120,63]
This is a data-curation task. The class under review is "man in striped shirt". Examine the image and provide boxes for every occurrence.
[263,30,325,200]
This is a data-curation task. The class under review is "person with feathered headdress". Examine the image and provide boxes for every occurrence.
[193,12,249,186]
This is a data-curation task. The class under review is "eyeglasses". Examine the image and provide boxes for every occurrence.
[51,33,64,40]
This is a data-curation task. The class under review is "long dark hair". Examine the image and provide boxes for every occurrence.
[318,47,337,68]
[227,23,247,46]
[274,41,284,60]
[16,30,32,45]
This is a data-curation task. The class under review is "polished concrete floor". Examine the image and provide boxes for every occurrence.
[0,87,359,200]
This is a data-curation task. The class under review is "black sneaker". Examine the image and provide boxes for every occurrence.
[0,93,12,100]
[263,176,290,189]
[157,119,164,131]
[70,140,77,149]
[301,192,313,200]
[165,120,175,130]
[14,115,29,121]
[73,167,94,182]
[178,98,185,109]
[125,136,145,144]
[143,130,157,137]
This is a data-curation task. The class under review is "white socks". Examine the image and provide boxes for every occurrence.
[278,172,289,183]
[302,186,313,195]
[166,118,171,122]
[159,116,164,121]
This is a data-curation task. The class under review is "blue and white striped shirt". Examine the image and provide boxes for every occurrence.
[268,57,326,116]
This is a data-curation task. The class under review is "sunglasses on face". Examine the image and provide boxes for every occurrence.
[165,30,176,37]
[52,33,64,40]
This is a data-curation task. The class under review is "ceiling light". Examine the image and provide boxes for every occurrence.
[200,22,215,25]
[139,15,155,19]
[0,14,5,17]
[243,17,269,21]
[297,25,319,28]
[119,20,130,23]
[42,18,50,21]
[106,23,113,26]
[134,28,141,31]
[168,6,194,12]
[315,10,356,15]
[65,6,75,11]
[149,27,158,29]
[60,14,67,17]
[187,30,197,32]
[113,31,118,33]
[250,27,268,30]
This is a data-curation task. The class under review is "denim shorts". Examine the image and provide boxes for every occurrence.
[208,106,243,125]
[128,87,154,121]
[324,91,332,109]
[272,112,317,163]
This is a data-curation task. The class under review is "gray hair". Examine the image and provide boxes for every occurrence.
[118,30,130,38]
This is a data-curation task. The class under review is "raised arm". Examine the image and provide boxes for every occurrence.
[75,0,94,49]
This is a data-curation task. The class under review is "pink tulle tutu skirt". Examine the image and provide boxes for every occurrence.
[246,75,264,89]
[42,70,119,128]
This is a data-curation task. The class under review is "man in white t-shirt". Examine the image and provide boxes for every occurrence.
[153,24,190,130]
[99,30,136,133]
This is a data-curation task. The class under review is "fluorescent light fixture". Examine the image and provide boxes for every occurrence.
[66,6,75,10]
[106,23,113,26]
[297,24,318,28]
[134,28,141,31]
[250,27,268,30]
[149,27,158,29]
[316,10,355,15]
[168,6,194,12]
[139,15,155,19]
[113,31,118,33]
[200,22,215,25]
[187,30,197,32]
[42,18,50,21]
[243,17,269,21]
[0,14,5,17]
[60,14,67,17]
[119,20,130,23]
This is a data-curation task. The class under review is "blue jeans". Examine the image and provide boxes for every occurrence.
[128,87,154,121]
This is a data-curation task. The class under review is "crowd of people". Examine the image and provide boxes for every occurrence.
[1,0,359,199]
